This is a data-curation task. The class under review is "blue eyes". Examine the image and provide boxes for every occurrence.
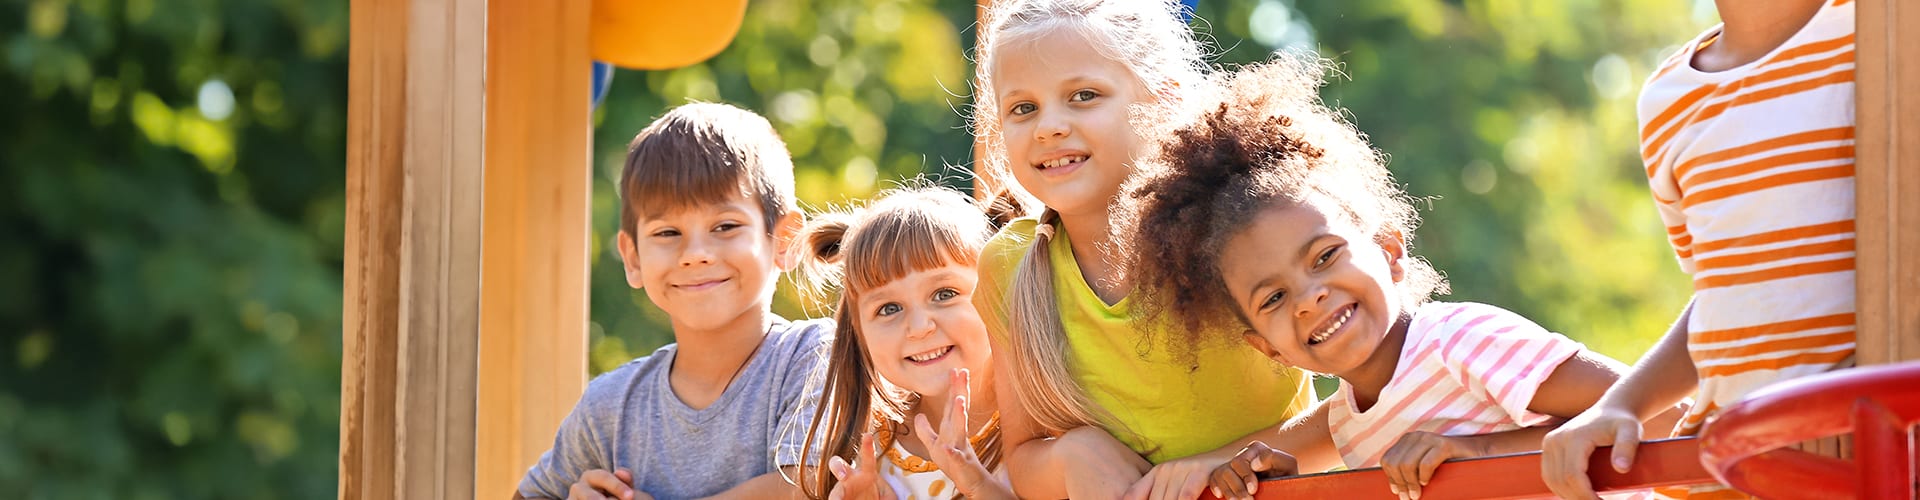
[873,288,962,319]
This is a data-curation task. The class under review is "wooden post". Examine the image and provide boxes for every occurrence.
[476,0,592,496]
[343,0,590,497]
[1856,0,1920,365]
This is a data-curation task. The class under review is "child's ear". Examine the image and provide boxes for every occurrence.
[771,210,805,272]
[1243,330,1285,364]
[615,230,645,289]
[1379,229,1408,283]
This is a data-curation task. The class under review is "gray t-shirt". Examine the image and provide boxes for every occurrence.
[517,318,834,500]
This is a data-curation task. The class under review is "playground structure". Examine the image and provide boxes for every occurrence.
[337,0,1920,498]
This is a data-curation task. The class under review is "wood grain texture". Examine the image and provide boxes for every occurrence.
[1855,0,1920,366]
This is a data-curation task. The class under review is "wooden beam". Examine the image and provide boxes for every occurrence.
[341,0,408,496]
[475,0,591,496]
[344,0,590,497]
[1856,0,1920,365]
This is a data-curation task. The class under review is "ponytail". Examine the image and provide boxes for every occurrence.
[1003,209,1112,436]
[799,301,886,499]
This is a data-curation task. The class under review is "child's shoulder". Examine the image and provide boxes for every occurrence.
[982,216,1041,253]
[977,216,1043,277]
[1407,301,1555,350]
[573,343,678,412]
[765,316,835,357]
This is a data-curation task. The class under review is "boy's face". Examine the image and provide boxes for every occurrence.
[616,192,798,333]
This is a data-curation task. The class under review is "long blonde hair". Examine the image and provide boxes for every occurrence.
[970,0,1208,437]
[794,186,1015,499]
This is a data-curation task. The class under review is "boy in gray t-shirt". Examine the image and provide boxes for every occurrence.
[516,103,831,500]
[517,319,831,500]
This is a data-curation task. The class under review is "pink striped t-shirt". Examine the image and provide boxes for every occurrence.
[1326,301,1584,468]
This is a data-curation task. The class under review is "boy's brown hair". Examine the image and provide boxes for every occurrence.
[619,102,798,238]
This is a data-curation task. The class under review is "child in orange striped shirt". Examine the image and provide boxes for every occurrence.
[1541,1,1858,498]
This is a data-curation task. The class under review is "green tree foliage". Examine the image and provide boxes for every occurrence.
[0,0,347,498]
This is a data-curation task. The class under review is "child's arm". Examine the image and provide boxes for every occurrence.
[516,388,619,500]
[1374,349,1624,499]
[993,345,1151,499]
[696,468,807,500]
[1128,400,1342,500]
[1542,299,1699,500]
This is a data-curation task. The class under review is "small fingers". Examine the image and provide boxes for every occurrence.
[1210,463,1251,499]
[579,469,633,500]
[1542,430,1600,500]
[1417,445,1448,487]
[912,414,942,454]
[1609,422,1642,473]
[828,456,853,480]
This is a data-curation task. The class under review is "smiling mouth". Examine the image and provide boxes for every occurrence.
[1036,155,1088,171]
[675,278,729,290]
[906,346,954,364]
[1308,305,1355,346]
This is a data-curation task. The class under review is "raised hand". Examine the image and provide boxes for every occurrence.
[828,432,899,500]
[911,368,1005,499]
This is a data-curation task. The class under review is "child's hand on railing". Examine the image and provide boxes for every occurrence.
[1122,447,1233,500]
[1541,407,1645,500]
[1208,441,1299,500]
[827,432,899,500]
[1379,431,1479,500]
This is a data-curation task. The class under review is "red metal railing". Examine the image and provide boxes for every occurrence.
[1204,362,1920,499]
[1200,437,1715,499]
[1698,361,1920,499]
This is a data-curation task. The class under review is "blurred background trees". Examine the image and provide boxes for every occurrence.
[0,0,1706,497]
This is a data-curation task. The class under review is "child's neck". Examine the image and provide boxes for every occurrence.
[666,306,776,410]
[1339,310,1414,412]
[1695,0,1824,72]
[1057,209,1127,305]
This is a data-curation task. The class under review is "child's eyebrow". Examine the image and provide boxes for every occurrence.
[1295,233,1335,261]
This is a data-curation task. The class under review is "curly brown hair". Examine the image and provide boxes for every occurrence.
[1113,54,1447,350]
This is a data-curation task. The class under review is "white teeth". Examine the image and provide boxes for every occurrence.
[908,346,951,362]
[1309,307,1353,345]
[1039,155,1087,169]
